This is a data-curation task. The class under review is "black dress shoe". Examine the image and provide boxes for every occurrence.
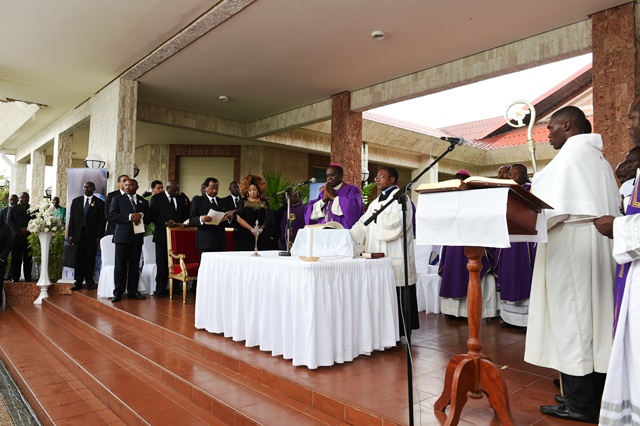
[86,283,96,290]
[553,378,561,388]
[129,292,146,300]
[71,284,82,291]
[111,296,122,303]
[540,404,598,424]
[554,394,566,404]
[153,291,166,298]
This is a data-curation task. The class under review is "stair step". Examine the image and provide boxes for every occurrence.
[67,291,374,424]
[41,294,344,425]
[9,303,229,426]
[0,310,119,425]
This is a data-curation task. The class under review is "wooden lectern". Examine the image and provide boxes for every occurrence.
[415,185,551,426]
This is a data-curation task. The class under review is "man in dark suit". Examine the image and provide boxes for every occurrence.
[0,194,18,225]
[108,179,150,302]
[0,222,12,308]
[6,192,32,282]
[189,177,230,254]
[105,174,129,236]
[149,180,189,297]
[68,181,105,290]
[221,181,243,251]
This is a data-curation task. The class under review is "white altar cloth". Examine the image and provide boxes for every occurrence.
[195,251,399,369]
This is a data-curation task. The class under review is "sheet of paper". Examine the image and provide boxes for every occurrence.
[133,220,145,234]
[206,209,226,226]
[564,217,596,226]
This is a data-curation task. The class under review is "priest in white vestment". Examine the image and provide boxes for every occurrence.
[525,106,620,424]
[350,166,419,338]
[595,94,640,426]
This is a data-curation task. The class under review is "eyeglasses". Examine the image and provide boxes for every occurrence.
[374,175,389,181]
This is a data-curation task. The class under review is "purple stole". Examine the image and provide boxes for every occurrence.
[304,183,363,229]
[614,178,640,333]
[438,246,495,299]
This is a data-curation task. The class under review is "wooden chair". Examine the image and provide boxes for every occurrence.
[166,227,199,303]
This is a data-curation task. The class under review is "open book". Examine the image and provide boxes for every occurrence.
[416,176,518,193]
[304,221,345,230]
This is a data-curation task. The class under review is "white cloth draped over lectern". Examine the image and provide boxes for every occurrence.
[415,188,547,247]
[291,228,358,257]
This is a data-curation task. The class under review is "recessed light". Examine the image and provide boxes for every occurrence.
[371,30,385,40]
[219,95,229,102]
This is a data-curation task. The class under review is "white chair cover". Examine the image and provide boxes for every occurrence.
[140,235,157,294]
[97,236,115,298]
[414,242,441,313]
[97,236,145,298]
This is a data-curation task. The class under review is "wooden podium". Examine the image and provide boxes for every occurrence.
[415,186,551,425]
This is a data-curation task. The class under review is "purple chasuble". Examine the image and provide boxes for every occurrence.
[614,177,640,333]
[279,202,306,250]
[494,182,536,302]
[438,246,496,299]
[304,183,363,229]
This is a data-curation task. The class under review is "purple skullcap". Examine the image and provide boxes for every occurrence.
[456,170,471,177]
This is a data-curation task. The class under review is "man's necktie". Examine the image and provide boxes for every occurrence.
[169,196,175,211]
[129,195,137,211]
[233,196,237,208]
[212,197,217,208]
[83,197,90,223]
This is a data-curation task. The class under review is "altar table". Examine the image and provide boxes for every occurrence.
[195,251,399,369]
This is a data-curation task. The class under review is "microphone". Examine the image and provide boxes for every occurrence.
[296,177,316,187]
[440,136,465,146]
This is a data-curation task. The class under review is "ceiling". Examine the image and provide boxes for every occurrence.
[0,0,630,155]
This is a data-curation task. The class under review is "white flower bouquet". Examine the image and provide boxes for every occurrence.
[27,199,64,234]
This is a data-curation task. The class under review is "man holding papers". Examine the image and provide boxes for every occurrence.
[189,177,231,254]
[108,179,150,302]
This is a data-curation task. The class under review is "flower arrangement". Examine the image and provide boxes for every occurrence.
[27,199,64,234]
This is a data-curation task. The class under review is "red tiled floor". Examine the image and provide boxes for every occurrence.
[1,291,582,425]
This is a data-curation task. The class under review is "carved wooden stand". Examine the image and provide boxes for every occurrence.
[434,246,515,425]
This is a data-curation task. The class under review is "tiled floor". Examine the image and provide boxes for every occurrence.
[1,291,580,425]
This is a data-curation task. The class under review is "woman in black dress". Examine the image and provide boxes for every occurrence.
[234,175,273,251]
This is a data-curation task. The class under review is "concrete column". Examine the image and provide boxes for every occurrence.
[54,133,73,204]
[592,2,637,167]
[87,78,138,191]
[240,146,264,178]
[30,149,46,202]
[330,92,362,185]
[12,161,27,195]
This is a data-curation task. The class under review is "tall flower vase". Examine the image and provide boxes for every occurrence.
[34,231,53,305]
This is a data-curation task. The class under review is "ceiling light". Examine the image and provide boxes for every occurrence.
[219,95,229,102]
[371,30,386,40]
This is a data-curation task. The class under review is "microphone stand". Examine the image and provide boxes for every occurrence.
[363,139,458,426]
[278,187,293,256]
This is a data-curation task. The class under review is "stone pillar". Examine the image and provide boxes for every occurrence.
[411,156,439,204]
[592,2,637,167]
[330,92,362,185]
[240,146,264,178]
[87,78,137,191]
[54,133,73,204]
[30,149,46,202]
[12,161,27,194]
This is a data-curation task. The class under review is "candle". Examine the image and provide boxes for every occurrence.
[306,228,313,257]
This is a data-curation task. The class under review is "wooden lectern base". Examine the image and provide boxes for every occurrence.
[433,246,515,425]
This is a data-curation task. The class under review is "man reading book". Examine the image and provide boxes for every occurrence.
[350,167,418,338]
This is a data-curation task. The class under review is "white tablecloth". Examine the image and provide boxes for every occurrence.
[195,251,399,369]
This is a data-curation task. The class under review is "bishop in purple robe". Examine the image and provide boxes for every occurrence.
[304,164,363,229]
